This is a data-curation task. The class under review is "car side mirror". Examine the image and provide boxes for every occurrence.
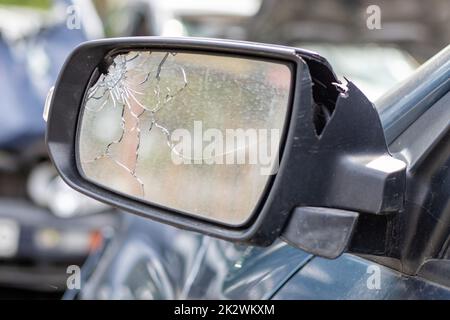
[46,37,406,258]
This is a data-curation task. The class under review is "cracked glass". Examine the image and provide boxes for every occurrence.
[78,50,292,226]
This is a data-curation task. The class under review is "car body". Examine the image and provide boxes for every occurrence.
[78,214,450,300]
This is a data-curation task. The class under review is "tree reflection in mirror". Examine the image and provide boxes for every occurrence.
[78,50,292,226]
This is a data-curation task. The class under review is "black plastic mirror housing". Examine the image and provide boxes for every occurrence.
[46,37,406,250]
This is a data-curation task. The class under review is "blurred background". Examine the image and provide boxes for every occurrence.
[0,0,448,299]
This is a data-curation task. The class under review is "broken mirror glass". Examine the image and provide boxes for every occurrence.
[77,50,292,226]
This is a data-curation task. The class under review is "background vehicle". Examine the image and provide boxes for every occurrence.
[0,0,118,298]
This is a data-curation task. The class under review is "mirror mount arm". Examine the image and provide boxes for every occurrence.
[281,206,402,260]
[281,207,359,259]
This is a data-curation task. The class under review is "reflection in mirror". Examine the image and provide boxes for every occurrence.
[78,50,292,226]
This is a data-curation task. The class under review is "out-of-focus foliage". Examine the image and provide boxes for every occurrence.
[0,0,51,9]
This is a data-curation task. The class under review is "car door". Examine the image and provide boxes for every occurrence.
[78,214,312,300]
